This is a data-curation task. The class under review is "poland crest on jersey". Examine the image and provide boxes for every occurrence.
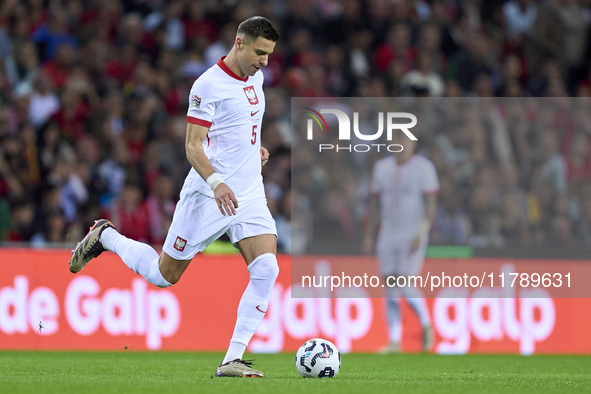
[174,236,187,251]
[243,86,259,105]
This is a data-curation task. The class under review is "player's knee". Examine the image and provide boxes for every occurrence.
[157,254,192,286]
[267,259,279,281]
[161,268,183,285]
[249,253,279,281]
[165,273,182,285]
[158,263,183,286]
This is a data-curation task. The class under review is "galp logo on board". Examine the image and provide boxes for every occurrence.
[302,107,417,152]
[0,275,180,350]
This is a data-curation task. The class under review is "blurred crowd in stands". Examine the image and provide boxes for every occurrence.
[0,0,590,252]
[292,97,591,254]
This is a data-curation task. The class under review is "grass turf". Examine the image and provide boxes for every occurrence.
[0,351,590,394]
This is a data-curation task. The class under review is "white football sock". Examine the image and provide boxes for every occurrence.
[222,253,279,364]
[101,228,171,288]
[100,227,121,251]
[403,286,431,327]
[223,342,247,363]
[386,297,402,344]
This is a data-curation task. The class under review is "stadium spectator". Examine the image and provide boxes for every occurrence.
[14,41,40,87]
[537,130,567,194]
[5,199,35,242]
[183,1,217,46]
[498,191,530,246]
[144,1,185,51]
[60,160,89,222]
[432,176,472,245]
[97,141,129,208]
[204,23,235,67]
[146,173,176,245]
[527,0,568,77]
[31,7,78,62]
[28,72,60,127]
[103,181,150,243]
[400,51,445,96]
[42,42,76,90]
[575,196,591,245]
[453,33,494,93]
[32,206,67,244]
[375,23,416,74]
[549,215,576,248]
[502,0,537,39]
[565,132,591,187]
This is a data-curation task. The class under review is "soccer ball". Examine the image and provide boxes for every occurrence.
[295,338,341,378]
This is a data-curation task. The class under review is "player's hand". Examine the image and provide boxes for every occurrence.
[362,235,374,255]
[214,183,238,216]
[260,147,269,166]
[409,235,421,255]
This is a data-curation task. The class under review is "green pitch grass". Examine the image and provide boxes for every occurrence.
[0,351,590,394]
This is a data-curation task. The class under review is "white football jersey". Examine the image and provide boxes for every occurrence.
[370,154,439,244]
[186,56,265,199]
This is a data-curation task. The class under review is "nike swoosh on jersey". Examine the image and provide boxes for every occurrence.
[251,110,260,116]
[256,305,267,313]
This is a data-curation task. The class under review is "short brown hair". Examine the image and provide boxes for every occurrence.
[237,16,279,42]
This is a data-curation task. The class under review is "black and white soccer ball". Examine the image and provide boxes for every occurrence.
[295,338,341,378]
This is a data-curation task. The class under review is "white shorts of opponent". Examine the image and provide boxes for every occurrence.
[376,236,428,278]
[163,185,277,260]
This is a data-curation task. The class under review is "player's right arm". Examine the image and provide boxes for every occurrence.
[185,77,238,216]
[185,122,238,216]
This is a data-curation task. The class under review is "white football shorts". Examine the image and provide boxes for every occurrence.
[376,236,428,277]
[163,186,277,260]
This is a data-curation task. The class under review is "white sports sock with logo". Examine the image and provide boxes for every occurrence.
[100,227,171,288]
[222,253,279,364]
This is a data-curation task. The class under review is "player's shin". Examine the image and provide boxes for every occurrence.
[385,286,403,344]
[102,228,171,288]
[403,286,431,327]
[222,253,279,363]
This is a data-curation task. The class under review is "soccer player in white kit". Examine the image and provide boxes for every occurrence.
[363,134,439,353]
[68,17,279,377]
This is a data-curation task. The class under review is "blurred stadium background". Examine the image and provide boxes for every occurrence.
[1,0,591,361]
[1,0,591,256]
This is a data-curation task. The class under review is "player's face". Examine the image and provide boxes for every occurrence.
[237,36,276,76]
